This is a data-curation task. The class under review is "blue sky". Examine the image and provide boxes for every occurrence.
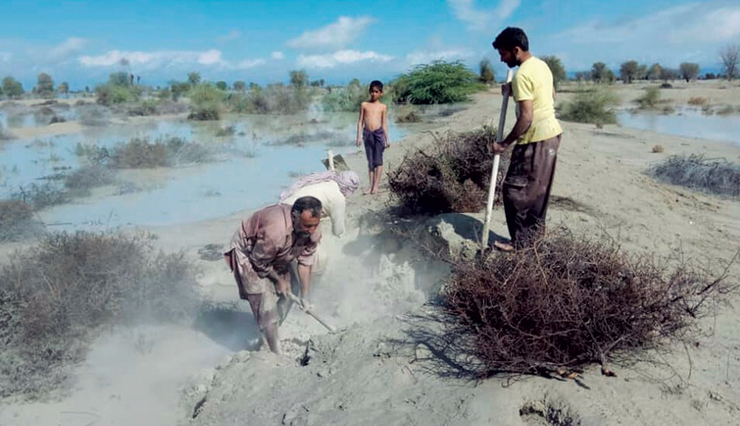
[1,0,738,90]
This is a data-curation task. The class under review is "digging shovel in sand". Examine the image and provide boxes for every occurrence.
[481,69,514,252]
[285,292,336,332]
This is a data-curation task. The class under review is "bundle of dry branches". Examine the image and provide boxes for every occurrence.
[443,230,737,376]
[387,126,509,214]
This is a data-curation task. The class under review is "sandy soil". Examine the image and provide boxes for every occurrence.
[1,85,739,426]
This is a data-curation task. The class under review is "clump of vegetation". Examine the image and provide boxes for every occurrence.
[77,104,110,127]
[0,122,14,140]
[321,83,367,112]
[128,98,160,116]
[0,200,44,242]
[0,231,200,399]
[95,72,142,106]
[651,145,665,153]
[717,105,734,116]
[687,97,707,106]
[440,230,736,377]
[394,105,422,123]
[215,126,235,137]
[558,88,619,125]
[391,60,485,104]
[11,182,69,210]
[388,126,506,214]
[187,83,225,121]
[239,84,312,115]
[63,164,115,196]
[636,86,662,109]
[75,136,213,169]
[650,154,740,197]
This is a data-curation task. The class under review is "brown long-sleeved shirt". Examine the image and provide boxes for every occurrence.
[227,204,321,281]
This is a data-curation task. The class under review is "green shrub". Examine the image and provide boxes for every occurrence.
[95,83,141,106]
[321,84,366,112]
[391,60,485,104]
[187,84,225,121]
[230,85,312,115]
[0,231,200,399]
[558,89,619,125]
[128,98,160,116]
[636,86,661,109]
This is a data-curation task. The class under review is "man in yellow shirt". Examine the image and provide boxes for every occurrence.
[491,27,563,251]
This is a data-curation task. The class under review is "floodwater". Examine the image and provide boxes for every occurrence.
[617,107,740,146]
[0,109,411,231]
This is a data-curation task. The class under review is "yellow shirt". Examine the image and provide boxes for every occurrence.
[512,56,563,144]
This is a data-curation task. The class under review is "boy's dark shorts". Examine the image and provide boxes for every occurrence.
[363,128,386,170]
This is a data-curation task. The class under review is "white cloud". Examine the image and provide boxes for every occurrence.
[447,0,521,32]
[218,30,242,43]
[50,37,87,61]
[237,58,266,69]
[287,16,373,50]
[79,49,227,69]
[296,50,393,69]
[549,1,740,69]
[271,51,285,60]
[406,49,475,66]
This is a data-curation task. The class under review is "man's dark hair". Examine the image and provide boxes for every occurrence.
[492,27,529,52]
[369,80,383,91]
[291,196,322,219]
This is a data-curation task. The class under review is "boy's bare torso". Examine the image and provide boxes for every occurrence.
[361,101,386,131]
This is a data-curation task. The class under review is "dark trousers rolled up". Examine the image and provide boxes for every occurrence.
[502,134,561,248]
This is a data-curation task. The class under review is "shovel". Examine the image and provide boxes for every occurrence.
[286,292,336,332]
[481,69,514,251]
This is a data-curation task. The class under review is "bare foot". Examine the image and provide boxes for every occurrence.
[493,241,515,252]
[362,188,372,195]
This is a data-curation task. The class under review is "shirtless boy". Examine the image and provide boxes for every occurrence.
[356,80,390,195]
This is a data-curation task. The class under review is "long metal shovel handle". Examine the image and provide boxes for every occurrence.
[286,292,336,332]
[481,69,514,251]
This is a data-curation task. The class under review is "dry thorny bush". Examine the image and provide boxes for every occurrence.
[0,231,200,400]
[387,126,509,215]
[405,229,737,379]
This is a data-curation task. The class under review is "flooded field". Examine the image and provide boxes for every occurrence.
[617,107,740,145]
[1,106,414,231]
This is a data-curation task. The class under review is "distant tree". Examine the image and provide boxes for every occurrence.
[541,56,566,89]
[37,73,55,98]
[319,78,325,87]
[647,63,662,81]
[660,67,678,83]
[619,60,639,83]
[233,81,246,91]
[705,73,717,80]
[348,78,361,88]
[2,76,24,98]
[109,72,131,87]
[478,59,496,85]
[215,81,228,91]
[720,44,739,81]
[187,72,201,86]
[310,80,321,87]
[249,82,259,90]
[591,62,615,84]
[58,82,69,95]
[289,70,308,88]
[679,63,700,82]
[573,71,591,82]
[169,81,190,101]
